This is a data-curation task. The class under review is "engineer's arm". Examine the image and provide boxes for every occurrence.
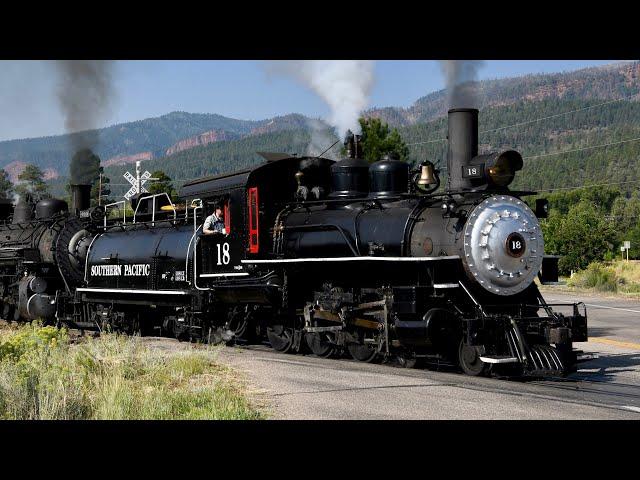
[202,216,215,235]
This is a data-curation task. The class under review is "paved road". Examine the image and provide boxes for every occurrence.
[140,289,640,419]
[542,289,640,344]
[210,289,640,419]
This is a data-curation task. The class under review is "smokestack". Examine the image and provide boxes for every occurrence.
[446,108,478,192]
[12,195,34,224]
[344,130,363,160]
[70,184,91,214]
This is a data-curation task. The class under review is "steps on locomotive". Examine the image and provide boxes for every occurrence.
[479,355,519,364]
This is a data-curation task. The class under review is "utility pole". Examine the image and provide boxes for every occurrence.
[136,161,142,198]
[98,172,103,206]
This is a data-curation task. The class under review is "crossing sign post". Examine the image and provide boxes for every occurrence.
[123,161,152,201]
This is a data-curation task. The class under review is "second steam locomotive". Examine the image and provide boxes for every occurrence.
[0,108,590,377]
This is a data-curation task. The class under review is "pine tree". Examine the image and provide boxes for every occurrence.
[148,170,177,200]
[358,117,409,163]
[0,169,13,199]
[15,164,49,201]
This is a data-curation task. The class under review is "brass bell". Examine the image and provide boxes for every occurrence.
[295,171,304,186]
[417,161,437,186]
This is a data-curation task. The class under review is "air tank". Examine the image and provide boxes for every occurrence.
[329,158,370,198]
[369,154,409,198]
[329,130,369,199]
[35,198,68,219]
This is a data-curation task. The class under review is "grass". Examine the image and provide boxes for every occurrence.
[563,260,640,297]
[0,323,264,420]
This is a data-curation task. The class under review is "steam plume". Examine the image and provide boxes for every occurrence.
[265,61,375,139]
[54,60,115,183]
[439,60,484,108]
[305,118,340,159]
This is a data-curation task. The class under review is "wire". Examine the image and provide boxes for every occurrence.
[316,139,340,158]
[406,137,447,146]
[479,96,638,135]
[523,136,640,160]
[406,94,639,148]
[525,179,640,193]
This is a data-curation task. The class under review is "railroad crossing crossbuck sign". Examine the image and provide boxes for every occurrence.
[123,170,152,200]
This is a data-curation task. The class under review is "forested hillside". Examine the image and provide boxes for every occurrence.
[0,112,311,180]
[48,128,320,198]
[400,97,640,194]
[48,96,640,199]
[369,61,640,126]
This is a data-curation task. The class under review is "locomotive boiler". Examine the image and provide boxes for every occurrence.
[0,107,590,378]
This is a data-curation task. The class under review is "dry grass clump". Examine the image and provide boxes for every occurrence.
[567,262,619,292]
[565,260,640,297]
[0,323,263,420]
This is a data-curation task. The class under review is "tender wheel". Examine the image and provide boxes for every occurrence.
[305,332,337,358]
[267,324,295,353]
[458,340,491,376]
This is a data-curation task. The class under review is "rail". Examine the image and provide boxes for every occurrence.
[189,198,203,234]
[103,200,127,229]
[133,193,176,226]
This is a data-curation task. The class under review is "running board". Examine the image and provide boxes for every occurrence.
[480,356,520,364]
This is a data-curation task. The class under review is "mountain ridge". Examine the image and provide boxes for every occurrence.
[5,60,640,196]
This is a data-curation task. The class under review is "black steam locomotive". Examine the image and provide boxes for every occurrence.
[0,108,589,377]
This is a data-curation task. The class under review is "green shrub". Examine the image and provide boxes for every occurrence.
[0,323,263,420]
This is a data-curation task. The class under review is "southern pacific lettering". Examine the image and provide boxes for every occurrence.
[90,264,150,277]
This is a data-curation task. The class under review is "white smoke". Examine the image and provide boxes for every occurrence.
[265,60,375,139]
[305,118,340,159]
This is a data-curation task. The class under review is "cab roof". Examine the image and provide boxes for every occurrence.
[179,155,334,199]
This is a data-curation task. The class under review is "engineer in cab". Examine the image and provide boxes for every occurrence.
[202,203,228,236]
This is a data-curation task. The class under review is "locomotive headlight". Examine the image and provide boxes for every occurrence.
[486,151,522,187]
[467,150,524,189]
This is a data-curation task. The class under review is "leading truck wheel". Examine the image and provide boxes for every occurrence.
[458,340,491,376]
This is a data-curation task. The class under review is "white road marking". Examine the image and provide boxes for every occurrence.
[545,297,640,314]
[622,406,640,413]
[583,303,640,314]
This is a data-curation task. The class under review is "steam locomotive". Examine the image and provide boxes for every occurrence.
[0,108,590,377]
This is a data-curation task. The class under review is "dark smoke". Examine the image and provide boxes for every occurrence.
[54,60,114,183]
[439,60,484,108]
[69,149,101,185]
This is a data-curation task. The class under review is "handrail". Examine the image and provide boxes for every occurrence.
[133,193,176,226]
[190,198,203,234]
[104,200,127,229]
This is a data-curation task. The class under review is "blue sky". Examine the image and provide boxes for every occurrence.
[0,60,624,142]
